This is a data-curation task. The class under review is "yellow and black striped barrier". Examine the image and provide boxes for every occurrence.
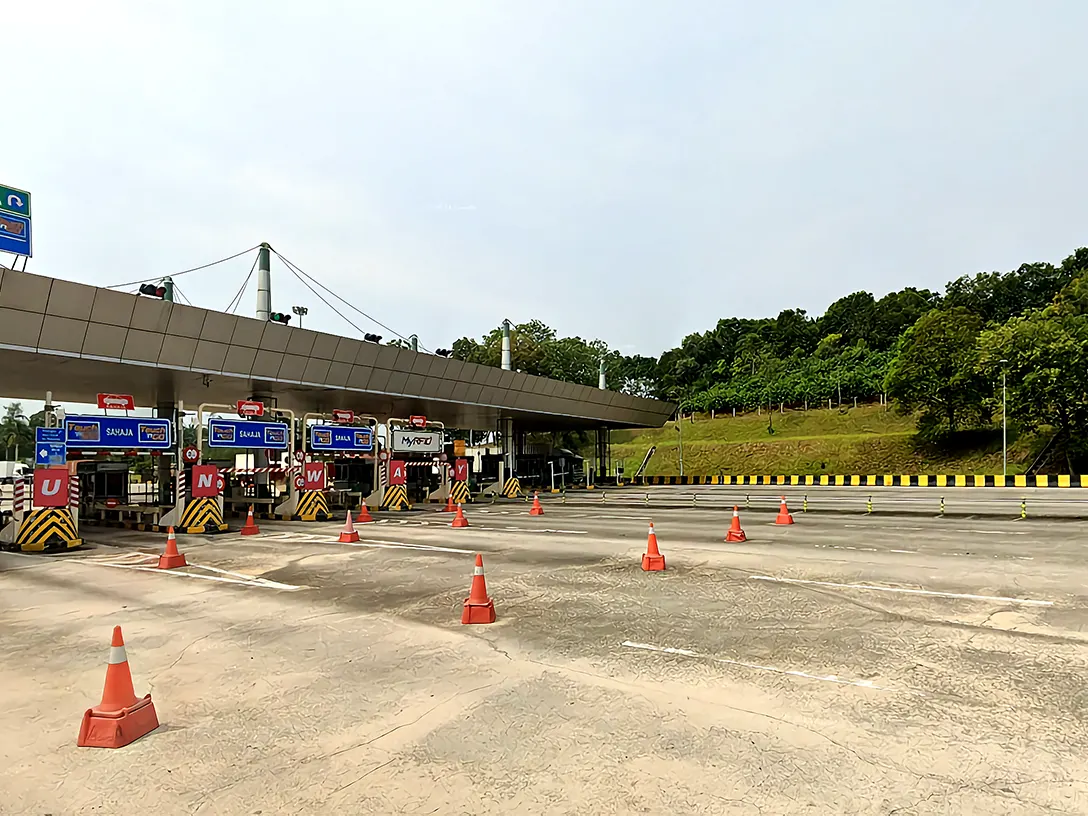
[294,490,331,521]
[177,497,230,533]
[502,476,523,498]
[380,484,411,511]
[16,509,82,552]
[636,474,1086,488]
[450,481,471,505]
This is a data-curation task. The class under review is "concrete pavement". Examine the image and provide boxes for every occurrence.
[1,500,1087,813]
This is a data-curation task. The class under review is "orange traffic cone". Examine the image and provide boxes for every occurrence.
[240,505,261,536]
[529,492,545,516]
[442,494,456,513]
[77,626,159,748]
[641,520,665,571]
[356,504,374,524]
[451,504,470,528]
[725,506,747,542]
[461,553,496,624]
[338,511,360,543]
[157,527,187,569]
[775,497,795,525]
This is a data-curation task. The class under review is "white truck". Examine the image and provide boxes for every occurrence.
[0,461,29,519]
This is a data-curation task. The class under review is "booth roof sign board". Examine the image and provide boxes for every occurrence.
[208,418,289,450]
[391,429,442,453]
[65,416,173,450]
[0,182,32,258]
[309,424,374,452]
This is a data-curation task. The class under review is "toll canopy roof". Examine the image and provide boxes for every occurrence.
[0,267,674,431]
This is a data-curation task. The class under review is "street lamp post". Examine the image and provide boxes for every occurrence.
[1000,359,1008,477]
[675,404,685,477]
[292,305,308,328]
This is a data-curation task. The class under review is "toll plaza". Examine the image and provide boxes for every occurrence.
[0,266,674,549]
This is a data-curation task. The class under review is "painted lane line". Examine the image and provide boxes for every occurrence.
[351,539,475,555]
[749,575,1052,606]
[621,641,916,695]
[91,561,303,590]
[187,563,305,589]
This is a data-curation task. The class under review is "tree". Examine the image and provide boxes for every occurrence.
[451,320,613,386]
[885,308,990,437]
[819,291,878,348]
[978,275,1088,467]
[0,403,34,461]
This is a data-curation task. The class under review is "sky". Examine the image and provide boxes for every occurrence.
[6,0,1088,361]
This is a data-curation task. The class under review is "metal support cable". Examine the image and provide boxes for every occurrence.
[106,245,260,289]
[224,253,260,314]
[271,248,427,350]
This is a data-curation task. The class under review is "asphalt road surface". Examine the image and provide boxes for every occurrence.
[2,496,1086,814]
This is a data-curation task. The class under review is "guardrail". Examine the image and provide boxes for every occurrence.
[636,474,1086,488]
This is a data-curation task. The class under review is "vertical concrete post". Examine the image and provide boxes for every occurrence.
[156,402,176,507]
[256,242,272,321]
[501,320,512,371]
[598,358,607,390]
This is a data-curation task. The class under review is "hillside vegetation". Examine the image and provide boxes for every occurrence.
[612,405,1036,477]
[454,246,1088,472]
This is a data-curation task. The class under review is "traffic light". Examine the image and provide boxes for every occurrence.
[364,333,383,343]
[435,348,451,357]
[269,312,292,325]
[138,283,166,298]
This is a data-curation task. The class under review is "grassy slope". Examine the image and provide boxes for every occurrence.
[612,404,1033,476]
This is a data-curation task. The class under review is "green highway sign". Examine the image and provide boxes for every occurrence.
[0,183,31,218]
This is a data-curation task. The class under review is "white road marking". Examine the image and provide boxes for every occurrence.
[92,561,303,590]
[349,539,475,555]
[749,575,1052,606]
[621,641,916,694]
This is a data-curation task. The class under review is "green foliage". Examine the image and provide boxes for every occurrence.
[0,402,39,462]
[884,308,989,438]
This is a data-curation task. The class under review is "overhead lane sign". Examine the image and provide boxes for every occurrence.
[207,418,289,450]
[65,416,173,450]
[0,182,32,258]
[309,424,374,452]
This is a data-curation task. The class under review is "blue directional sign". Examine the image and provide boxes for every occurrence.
[36,427,65,443]
[0,183,32,258]
[36,443,66,467]
[309,424,374,452]
[35,426,67,467]
[207,418,289,450]
[65,416,173,450]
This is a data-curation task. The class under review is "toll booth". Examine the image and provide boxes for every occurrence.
[186,401,294,528]
[516,446,585,492]
[300,411,377,519]
[378,417,445,510]
[67,414,178,531]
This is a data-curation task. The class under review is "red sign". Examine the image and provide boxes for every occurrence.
[97,393,135,411]
[453,458,469,482]
[332,409,354,424]
[378,449,389,462]
[182,446,200,464]
[293,474,305,490]
[236,400,265,418]
[409,415,427,429]
[389,459,406,486]
[33,468,69,508]
[294,449,306,463]
[304,462,327,491]
[191,464,220,498]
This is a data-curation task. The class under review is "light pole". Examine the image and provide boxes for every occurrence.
[292,305,308,328]
[675,403,685,477]
[1000,359,1008,476]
